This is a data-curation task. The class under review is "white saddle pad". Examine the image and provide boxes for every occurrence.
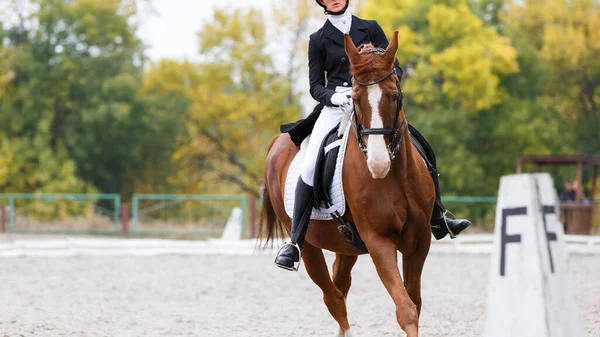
[284,121,352,220]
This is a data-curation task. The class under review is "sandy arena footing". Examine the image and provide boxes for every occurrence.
[0,252,598,337]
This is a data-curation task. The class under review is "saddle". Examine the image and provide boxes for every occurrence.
[312,123,369,253]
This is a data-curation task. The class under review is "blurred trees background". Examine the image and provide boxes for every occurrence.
[0,0,300,199]
[360,0,599,223]
[0,0,598,224]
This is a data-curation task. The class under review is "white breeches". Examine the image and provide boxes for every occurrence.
[300,86,351,186]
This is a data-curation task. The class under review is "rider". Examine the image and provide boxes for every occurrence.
[275,0,471,271]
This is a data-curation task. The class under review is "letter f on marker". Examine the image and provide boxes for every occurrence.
[500,207,527,276]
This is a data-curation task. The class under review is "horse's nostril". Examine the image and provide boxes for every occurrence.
[367,158,391,179]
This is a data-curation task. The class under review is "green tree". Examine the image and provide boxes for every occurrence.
[0,0,183,198]
[136,59,195,193]
[503,0,600,155]
[271,0,321,104]
[0,1,94,193]
[172,7,301,196]
[357,0,592,227]
[362,0,519,198]
[0,27,12,97]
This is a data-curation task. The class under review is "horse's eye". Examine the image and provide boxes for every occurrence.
[391,93,399,101]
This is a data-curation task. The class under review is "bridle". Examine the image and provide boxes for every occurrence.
[349,48,407,161]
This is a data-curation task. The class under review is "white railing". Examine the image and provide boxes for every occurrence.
[0,234,599,257]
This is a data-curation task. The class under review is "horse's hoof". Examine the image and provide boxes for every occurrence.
[337,328,353,337]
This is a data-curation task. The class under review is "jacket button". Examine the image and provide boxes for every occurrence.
[343,82,349,86]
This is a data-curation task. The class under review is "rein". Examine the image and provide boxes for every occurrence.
[350,48,407,161]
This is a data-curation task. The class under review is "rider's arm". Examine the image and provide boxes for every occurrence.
[371,22,404,82]
[308,35,336,106]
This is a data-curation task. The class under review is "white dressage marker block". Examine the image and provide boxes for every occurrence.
[220,207,243,241]
[482,173,586,337]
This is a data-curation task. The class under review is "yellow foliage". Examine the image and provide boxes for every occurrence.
[151,7,301,195]
[0,134,96,194]
[428,4,483,46]
[141,59,199,95]
[0,134,14,187]
[0,48,13,97]
[541,25,587,68]
[503,0,600,66]
[361,0,417,33]
[362,0,519,113]
[588,15,600,50]
[395,25,420,63]
[431,44,498,111]
[426,4,518,110]
[503,0,600,126]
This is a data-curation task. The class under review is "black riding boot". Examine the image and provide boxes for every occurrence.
[430,169,471,240]
[274,177,315,271]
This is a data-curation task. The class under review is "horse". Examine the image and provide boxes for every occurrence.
[259,31,435,337]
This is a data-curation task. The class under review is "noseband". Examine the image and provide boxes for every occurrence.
[350,48,407,161]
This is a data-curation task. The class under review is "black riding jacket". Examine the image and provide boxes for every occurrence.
[308,16,404,106]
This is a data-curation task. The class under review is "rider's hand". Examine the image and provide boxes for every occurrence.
[330,93,350,106]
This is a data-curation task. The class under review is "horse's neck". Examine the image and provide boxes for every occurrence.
[391,130,419,181]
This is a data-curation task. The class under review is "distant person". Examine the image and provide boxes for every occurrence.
[580,193,590,205]
[559,180,576,202]
[559,179,578,233]
[573,182,590,205]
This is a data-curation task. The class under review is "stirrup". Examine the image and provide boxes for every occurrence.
[442,210,457,239]
[274,242,302,271]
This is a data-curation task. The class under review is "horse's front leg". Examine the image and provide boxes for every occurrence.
[402,228,431,316]
[302,242,353,336]
[365,233,419,337]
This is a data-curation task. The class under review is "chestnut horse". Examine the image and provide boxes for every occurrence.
[259,32,435,337]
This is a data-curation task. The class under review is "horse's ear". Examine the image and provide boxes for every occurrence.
[344,34,360,64]
[384,31,399,66]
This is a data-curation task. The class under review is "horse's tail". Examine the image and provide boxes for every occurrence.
[257,135,287,250]
[257,184,286,249]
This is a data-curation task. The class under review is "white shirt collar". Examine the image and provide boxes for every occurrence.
[327,9,352,35]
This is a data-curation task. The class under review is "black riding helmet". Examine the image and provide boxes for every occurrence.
[315,0,350,15]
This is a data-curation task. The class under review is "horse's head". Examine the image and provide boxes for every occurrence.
[344,32,404,179]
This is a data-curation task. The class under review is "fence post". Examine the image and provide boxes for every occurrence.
[241,196,248,238]
[113,195,121,234]
[121,203,129,235]
[8,195,14,232]
[249,196,257,238]
[1,206,6,233]
[131,195,138,233]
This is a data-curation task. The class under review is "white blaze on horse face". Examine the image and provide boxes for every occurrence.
[366,85,391,179]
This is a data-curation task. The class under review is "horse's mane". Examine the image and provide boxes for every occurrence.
[350,43,390,78]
